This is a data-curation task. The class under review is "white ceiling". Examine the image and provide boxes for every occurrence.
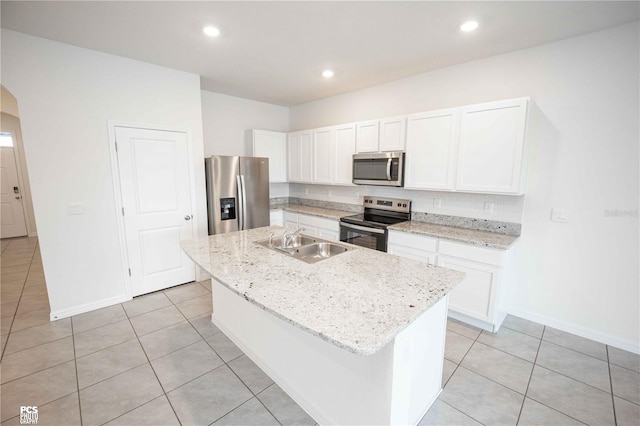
[2,1,638,106]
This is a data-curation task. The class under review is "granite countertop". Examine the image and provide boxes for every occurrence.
[273,203,519,249]
[388,221,519,250]
[272,203,352,220]
[181,226,465,356]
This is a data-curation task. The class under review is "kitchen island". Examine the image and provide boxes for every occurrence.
[181,226,465,425]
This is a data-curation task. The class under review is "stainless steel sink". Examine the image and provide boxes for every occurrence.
[295,242,348,260]
[255,235,354,263]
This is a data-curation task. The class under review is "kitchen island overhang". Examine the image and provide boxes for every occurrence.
[181,226,465,425]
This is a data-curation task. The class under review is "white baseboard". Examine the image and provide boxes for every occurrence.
[50,294,131,321]
[508,307,640,355]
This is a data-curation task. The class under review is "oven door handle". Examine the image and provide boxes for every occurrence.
[340,222,386,235]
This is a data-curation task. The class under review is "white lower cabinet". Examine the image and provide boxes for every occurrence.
[282,211,339,242]
[284,211,299,230]
[270,209,284,227]
[298,213,339,241]
[388,230,510,332]
[387,231,437,266]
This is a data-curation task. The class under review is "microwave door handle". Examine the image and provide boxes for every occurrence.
[386,158,392,180]
[341,222,385,235]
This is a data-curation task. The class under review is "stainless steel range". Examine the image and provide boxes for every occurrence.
[339,196,411,252]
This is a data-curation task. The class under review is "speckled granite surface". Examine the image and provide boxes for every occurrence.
[272,203,352,220]
[181,226,465,355]
[389,221,519,249]
[270,201,520,249]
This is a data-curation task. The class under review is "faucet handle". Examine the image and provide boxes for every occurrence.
[268,232,275,246]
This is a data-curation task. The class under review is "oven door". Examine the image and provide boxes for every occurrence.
[339,222,387,252]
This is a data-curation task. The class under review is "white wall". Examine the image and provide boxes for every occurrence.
[290,23,640,351]
[201,91,289,156]
[1,30,207,318]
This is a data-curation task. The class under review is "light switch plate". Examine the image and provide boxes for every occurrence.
[433,198,442,208]
[67,203,85,215]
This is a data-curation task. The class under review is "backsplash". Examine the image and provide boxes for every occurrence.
[283,183,524,236]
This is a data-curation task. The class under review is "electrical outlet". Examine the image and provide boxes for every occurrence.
[328,190,332,198]
[67,202,85,215]
[551,209,569,222]
[305,188,309,195]
[433,198,442,208]
[484,202,494,214]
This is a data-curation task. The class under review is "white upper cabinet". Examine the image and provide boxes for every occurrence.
[379,116,406,151]
[404,97,529,195]
[288,131,312,183]
[405,108,459,190]
[456,98,529,194]
[355,117,406,153]
[355,120,379,153]
[252,130,287,183]
[313,127,334,184]
[333,124,356,185]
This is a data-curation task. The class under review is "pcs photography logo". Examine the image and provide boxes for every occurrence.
[19,406,38,425]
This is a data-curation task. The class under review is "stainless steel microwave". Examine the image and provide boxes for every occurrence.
[352,152,404,187]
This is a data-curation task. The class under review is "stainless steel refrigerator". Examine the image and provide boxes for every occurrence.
[205,155,270,235]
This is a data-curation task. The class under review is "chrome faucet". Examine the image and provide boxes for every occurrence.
[282,227,304,248]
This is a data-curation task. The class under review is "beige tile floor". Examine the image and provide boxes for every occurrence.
[1,237,639,425]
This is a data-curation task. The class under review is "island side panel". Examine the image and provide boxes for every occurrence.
[211,279,394,425]
[390,295,448,425]
[210,279,448,425]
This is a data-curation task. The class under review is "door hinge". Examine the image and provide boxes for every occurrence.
[115,141,118,152]
[121,207,125,216]
[128,268,131,276]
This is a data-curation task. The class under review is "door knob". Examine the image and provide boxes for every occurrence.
[184,215,192,221]
[15,196,21,200]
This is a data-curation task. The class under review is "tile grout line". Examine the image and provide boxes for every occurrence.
[1,243,38,360]
[515,324,544,424]
[70,315,84,426]
[440,324,488,426]
[606,345,619,426]
[122,299,185,426]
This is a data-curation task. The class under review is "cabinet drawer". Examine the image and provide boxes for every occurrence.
[439,240,504,266]
[298,214,339,232]
[388,230,437,252]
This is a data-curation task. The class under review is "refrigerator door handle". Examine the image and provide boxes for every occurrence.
[236,175,244,231]
[239,175,249,230]
[236,175,245,230]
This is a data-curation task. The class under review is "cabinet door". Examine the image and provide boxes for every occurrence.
[405,109,458,190]
[269,209,284,227]
[356,120,379,153]
[334,124,356,185]
[287,134,301,182]
[283,211,298,230]
[379,116,406,151]
[437,255,500,322]
[456,98,528,194]
[253,130,287,183]
[313,128,334,184]
[317,228,339,241]
[299,132,313,182]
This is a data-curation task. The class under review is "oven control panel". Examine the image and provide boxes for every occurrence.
[363,196,411,213]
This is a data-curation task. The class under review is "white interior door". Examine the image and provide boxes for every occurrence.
[0,140,28,238]
[115,126,195,296]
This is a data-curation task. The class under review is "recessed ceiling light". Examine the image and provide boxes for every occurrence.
[203,26,221,37]
[460,21,479,32]
[322,70,334,78]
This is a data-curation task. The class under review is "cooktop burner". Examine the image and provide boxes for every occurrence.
[340,196,411,229]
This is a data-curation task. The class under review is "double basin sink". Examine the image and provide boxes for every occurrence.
[255,234,354,264]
